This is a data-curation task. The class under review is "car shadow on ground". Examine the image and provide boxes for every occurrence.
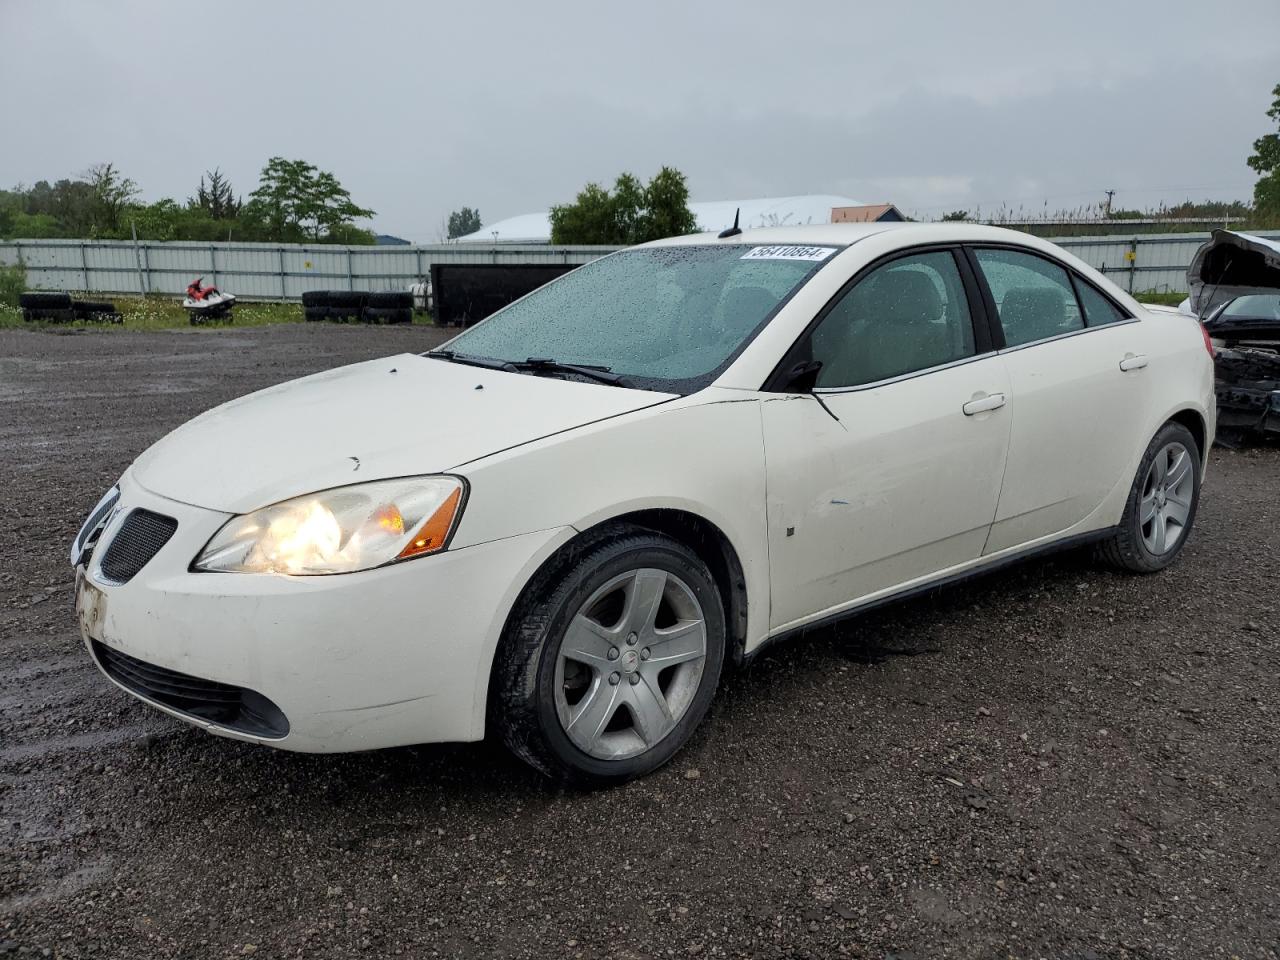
[130,543,1104,818]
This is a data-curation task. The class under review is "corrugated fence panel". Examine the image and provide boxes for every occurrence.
[0,239,619,300]
[1051,233,1280,295]
[9,234,1273,300]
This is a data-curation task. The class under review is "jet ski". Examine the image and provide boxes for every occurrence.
[182,277,235,323]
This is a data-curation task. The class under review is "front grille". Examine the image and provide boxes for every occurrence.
[98,509,178,583]
[92,640,289,738]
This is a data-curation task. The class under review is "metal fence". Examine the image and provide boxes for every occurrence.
[0,239,616,301]
[3,231,1279,299]
[1050,233,1280,295]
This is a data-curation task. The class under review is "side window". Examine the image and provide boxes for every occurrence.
[974,248,1083,347]
[809,250,976,388]
[1073,277,1129,326]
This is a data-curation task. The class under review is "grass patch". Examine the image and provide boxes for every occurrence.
[0,294,436,331]
[1134,290,1186,307]
[0,262,26,307]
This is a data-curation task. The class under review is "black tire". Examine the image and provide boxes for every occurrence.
[19,292,73,310]
[1097,421,1201,573]
[492,527,726,787]
[366,291,413,309]
[303,306,330,322]
[327,292,363,321]
[301,290,328,307]
[189,308,233,326]
[31,308,76,323]
[73,300,116,317]
[326,291,366,309]
[362,306,412,325]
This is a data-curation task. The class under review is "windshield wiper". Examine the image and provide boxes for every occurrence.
[425,351,634,387]
[424,350,517,371]
[513,357,634,388]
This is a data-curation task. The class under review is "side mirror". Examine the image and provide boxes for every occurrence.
[784,359,823,393]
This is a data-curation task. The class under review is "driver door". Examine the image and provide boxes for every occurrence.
[761,247,1013,631]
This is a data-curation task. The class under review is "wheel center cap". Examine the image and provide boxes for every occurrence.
[1157,490,1167,508]
[620,649,640,673]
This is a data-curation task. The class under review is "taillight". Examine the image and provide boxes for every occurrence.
[1199,323,1215,358]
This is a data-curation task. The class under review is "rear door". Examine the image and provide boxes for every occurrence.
[967,246,1152,554]
[761,247,1012,630]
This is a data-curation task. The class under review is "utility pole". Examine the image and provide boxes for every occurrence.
[1103,189,1116,218]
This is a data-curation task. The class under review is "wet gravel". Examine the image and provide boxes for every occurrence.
[1,324,1278,959]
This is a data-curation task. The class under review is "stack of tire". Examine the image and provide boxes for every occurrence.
[19,292,121,323]
[302,290,413,325]
[363,291,414,325]
[74,299,123,323]
[301,290,332,322]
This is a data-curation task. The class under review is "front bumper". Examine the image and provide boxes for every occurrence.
[75,473,570,752]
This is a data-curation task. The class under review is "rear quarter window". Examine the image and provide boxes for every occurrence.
[1074,278,1130,326]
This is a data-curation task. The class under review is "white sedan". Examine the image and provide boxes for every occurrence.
[72,224,1216,785]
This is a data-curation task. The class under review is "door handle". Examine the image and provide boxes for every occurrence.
[1119,354,1149,372]
[962,392,1007,416]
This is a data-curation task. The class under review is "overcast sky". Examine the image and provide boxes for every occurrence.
[3,1,1278,241]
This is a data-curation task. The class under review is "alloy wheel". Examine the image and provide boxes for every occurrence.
[554,568,708,760]
[1140,441,1194,555]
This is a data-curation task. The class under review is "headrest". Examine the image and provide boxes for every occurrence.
[721,286,776,330]
[1001,287,1065,328]
[879,270,943,326]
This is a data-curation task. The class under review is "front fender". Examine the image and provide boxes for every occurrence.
[453,392,771,729]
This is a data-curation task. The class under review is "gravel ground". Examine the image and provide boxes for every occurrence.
[1,325,1277,959]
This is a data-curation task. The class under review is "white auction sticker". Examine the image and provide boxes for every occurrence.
[740,245,836,262]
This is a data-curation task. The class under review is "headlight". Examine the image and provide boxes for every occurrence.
[193,476,466,575]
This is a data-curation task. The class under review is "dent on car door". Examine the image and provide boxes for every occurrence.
[761,248,1012,631]
[968,246,1153,554]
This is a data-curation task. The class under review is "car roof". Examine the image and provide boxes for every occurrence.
[640,221,1056,250]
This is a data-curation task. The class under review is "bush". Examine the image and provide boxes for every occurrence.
[0,261,25,307]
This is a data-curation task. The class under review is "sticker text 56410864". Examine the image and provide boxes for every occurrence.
[741,245,836,262]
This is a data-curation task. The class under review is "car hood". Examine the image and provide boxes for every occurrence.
[1187,229,1280,318]
[131,353,674,513]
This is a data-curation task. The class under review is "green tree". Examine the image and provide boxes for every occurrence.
[189,168,241,221]
[242,157,374,243]
[0,189,20,237]
[549,182,616,244]
[7,212,60,238]
[1248,82,1280,221]
[84,163,139,234]
[637,166,697,241]
[24,178,97,235]
[128,198,184,241]
[940,210,970,221]
[549,166,697,244]
[446,206,482,239]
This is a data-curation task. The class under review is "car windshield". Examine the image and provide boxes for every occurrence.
[440,244,838,392]
[1220,294,1280,320]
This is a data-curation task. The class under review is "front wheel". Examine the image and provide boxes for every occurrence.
[492,529,725,787]
[1097,421,1201,573]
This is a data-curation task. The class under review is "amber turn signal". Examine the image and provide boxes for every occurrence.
[397,487,462,559]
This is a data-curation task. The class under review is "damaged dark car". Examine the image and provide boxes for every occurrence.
[1186,230,1280,446]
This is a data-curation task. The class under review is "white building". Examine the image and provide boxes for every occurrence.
[454,194,871,244]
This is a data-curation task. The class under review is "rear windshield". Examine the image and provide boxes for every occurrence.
[443,244,837,392]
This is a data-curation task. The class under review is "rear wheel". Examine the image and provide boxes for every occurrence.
[493,529,725,786]
[1097,421,1201,573]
